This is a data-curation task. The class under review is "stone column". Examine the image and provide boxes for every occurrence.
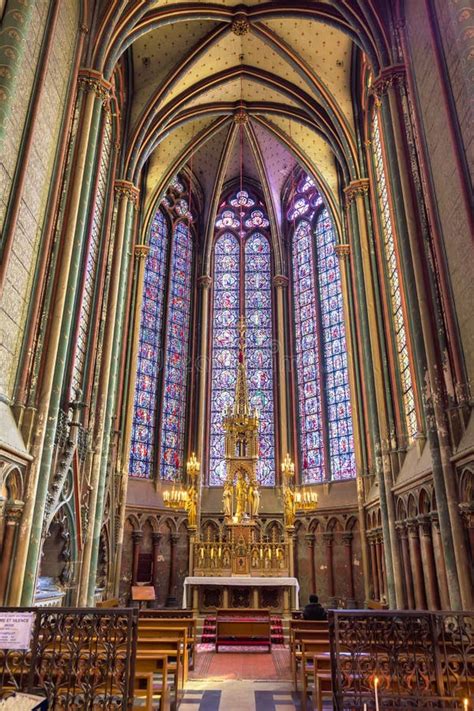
[152,532,162,599]
[459,504,474,563]
[273,275,290,463]
[431,514,450,610]
[305,533,316,595]
[323,532,336,606]
[131,530,143,587]
[82,179,140,605]
[368,534,380,600]
[0,503,24,604]
[344,181,403,608]
[418,515,441,610]
[336,243,371,603]
[11,70,111,606]
[342,532,356,607]
[196,275,212,493]
[372,67,471,609]
[166,532,180,607]
[407,519,427,609]
[397,523,415,609]
[374,533,385,601]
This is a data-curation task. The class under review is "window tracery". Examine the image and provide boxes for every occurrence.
[289,173,355,482]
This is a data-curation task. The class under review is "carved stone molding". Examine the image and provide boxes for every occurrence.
[370,64,407,99]
[115,180,140,206]
[234,109,249,125]
[232,16,250,36]
[273,274,289,288]
[343,179,370,208]
[78,68,112,106]
[334,243,350,259]
[198,275,212,289]
[134,244,150,260]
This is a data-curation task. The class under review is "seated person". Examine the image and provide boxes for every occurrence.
[303,594,327,620]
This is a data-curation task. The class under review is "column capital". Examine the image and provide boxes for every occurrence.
[198,275,212,289]
[323,531,334,544]
[370,64,406,99]
[343,179,370,208]
[78,68,112,105]
[342,532,354,544]
[406,518,419,534]
[334,243,350,260]
[115,180,140,206]
[152,532,162,544]
[170,532,180,544]
[4,502,24,524]
[132,529,143,542]
[417,514,432,537]
[134,244,150,260]
[273,274,289,288]
[305,533,315,545]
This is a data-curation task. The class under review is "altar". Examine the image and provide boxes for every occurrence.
[183,575,300,612]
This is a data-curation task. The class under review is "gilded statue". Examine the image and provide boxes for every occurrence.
[283,485,296,528]
[235,471,248,520]
[186,483,197,528]
[248,479,260,517]
[223,481,233,518]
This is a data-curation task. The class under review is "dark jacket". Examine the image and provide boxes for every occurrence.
[302,602,327,620]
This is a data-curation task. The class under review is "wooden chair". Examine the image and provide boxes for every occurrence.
[299,639,332,709]
[134,653,170,711]
[136,637,184,709]
[138,617,197,669]
[290,629,330,690]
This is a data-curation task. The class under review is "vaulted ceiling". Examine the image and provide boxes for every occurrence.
[98,2,393,236]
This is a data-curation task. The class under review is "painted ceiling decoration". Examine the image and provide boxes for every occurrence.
[89,2,396,245]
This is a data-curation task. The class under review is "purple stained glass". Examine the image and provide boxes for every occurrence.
[290,174,355,482]
[315,210,355,479]
[158,221,193,480]
[292,220,325,483]
[130,210,168,478]
[245,233,275,484]
[209,233,240,484]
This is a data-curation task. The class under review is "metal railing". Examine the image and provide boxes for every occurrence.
[329,610,473,709]
[0,607,138,710]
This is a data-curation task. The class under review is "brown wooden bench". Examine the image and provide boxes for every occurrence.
[215,608,271,652]
[138,617,197,669]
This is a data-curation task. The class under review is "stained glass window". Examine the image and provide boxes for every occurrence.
[289,174,355,482]
[372,112,417,439]
[245,233,275,484]
[129,211,168,478]
[209,189,275,485]
[209,233,240,484]
[130,176,194,480]
[158,221,193,480]
[315,211,355,479]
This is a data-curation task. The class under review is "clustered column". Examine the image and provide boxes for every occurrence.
[323,532,336,606]
[342,532,356,606]
[166,532,180,607]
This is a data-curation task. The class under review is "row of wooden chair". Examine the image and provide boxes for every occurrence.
[134,610,197,711]
[288,619,331,711]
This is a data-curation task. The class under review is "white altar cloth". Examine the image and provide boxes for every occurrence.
[183,576,299,608]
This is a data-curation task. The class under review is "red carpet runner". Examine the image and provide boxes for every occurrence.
[201,615,284,645]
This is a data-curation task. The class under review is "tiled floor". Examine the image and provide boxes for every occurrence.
[180,649,334,710]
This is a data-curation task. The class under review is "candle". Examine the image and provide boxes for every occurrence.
[363,704,367,711]
[463,700,468,711]
[374,676,380,711]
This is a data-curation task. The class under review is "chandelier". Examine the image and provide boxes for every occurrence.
[280,453,318,527]
[163,453,200,528]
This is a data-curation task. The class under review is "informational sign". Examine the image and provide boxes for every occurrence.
[0,612,34,650]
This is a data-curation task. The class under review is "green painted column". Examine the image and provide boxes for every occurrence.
[86,192,137,605]
[14,71,111,606]
[77,180,139,605]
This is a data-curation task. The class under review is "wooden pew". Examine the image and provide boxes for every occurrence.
[136,637,185,709]
[290,629,330,690]
[134,653,170,711]
[215,609,271,652]
[299,641,332,711]
[138,617,197,669]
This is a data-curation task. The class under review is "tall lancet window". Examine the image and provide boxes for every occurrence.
[289,173,355,482]
[130,177,194,479]
[371,111,417,440]
[209,189,275,485]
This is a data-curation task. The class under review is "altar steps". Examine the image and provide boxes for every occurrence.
[201,615,284,645]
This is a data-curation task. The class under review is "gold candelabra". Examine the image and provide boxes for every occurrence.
[281,453,318,527]
[163,452,200,529]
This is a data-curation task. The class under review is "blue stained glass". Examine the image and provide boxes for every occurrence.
[290,176,355,482]
[245,233,275,485]
[158,221,193,480]
[315,210,355,479]
[209,233,240,485]
[292,221,325,483]
[130,210,168,478]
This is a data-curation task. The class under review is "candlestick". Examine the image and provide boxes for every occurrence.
[374,676,380,711]
[463,699,468,711]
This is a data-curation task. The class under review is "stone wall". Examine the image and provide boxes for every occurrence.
[0,0,79,402]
